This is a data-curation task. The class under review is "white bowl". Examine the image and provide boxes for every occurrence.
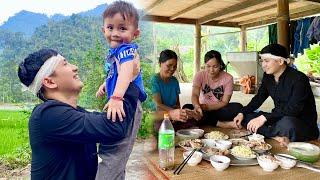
[210,155,230,171]
[202,139,216,148]
[274,154,297,169]
[183,151,203,166]
[257,155,279,172]
[248,134,264,142]
[215,140,232,150]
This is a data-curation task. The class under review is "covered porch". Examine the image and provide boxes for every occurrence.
[139,0,320,73]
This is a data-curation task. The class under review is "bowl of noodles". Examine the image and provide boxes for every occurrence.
[231,145,256,160]
[204,131,229,140]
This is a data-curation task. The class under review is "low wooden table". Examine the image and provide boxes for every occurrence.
[144,127,320,180]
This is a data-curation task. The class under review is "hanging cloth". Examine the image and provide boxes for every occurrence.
[289,21,297,55]
[307,16,320,44]
[268,24,277,44]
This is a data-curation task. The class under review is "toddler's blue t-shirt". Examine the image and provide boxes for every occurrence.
[105,43,147,102]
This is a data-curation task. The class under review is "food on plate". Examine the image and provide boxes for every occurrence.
[231,145,256,158]
[246,141,272,151]
[230,138,249,147]
[179,139,204,149]
[201,146,230,156]
[205,131,229,140]
[258,154,278,162]
[229,129,251,138]
[288,142,320,163]
[248,133,264,142]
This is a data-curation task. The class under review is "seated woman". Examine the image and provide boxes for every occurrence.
[151,49,197,131]
[189,50,243,128]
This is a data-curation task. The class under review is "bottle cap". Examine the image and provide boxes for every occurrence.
[164,113,169,119]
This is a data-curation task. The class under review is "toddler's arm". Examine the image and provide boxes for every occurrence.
[104,60,134,121]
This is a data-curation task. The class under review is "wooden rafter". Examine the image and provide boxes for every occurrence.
[142,15,239,27]
[144,0,166,13]
[169,0,213,20]
[243,7,320,28]
[218,4,277,24]
[198,0,270,24]
[304,0,320,5]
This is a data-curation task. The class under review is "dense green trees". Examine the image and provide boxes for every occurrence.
[0,14,269,106]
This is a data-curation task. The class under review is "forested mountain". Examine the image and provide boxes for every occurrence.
[0,3,268,107]
[0,11,49,36]
[0,11,154,106]
[0,4,107,36]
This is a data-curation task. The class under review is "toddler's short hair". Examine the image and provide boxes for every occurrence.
[103,0,139,28]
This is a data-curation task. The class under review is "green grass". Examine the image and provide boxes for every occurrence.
[0,109,153,170]
[0,110,29,156]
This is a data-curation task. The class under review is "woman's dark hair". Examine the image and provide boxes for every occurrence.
[204,50,226,70]
[159,49,178,64]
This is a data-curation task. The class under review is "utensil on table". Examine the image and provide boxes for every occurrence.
[296,162,320,173]
[173,148,196,175]
[239,133,253,138]
[276,154,318,167]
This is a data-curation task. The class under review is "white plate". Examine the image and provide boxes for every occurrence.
[231,152,256,161]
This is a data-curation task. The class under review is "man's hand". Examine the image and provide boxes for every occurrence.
[233,113,244,129]
[168,109,188,122]
[193,105,203,121]
[96,82,106,98]
[247,115,267,133]
[103,99,126,122]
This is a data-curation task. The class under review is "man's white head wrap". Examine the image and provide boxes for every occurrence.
[22,54,63,95]
[259,53,291,64]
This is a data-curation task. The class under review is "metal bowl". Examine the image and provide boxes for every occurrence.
[176,129,204,142]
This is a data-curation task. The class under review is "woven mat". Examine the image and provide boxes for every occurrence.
[144,127,320,180]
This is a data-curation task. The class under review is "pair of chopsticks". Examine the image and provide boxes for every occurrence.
[173,149,196,175]
[239,133,253,138]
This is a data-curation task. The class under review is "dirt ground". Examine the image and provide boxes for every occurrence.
[0,139,151,180]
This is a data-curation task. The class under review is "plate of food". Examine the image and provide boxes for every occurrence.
[230,145,256,161]
[246,141,272,153]
[230,138,249,147]
[178,139,204,151]
[287,142,320,163]
[229,129,251,139]
[204,131,229,140]
[201,146,230,161]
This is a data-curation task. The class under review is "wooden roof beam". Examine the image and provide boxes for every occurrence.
[219,0,297,24]
[142,15,239,27]
[198,0,270,24]
[169,0,213,20]
[304,0,320,5]
[144,0,166,13]
[242,7,320,28]
[218,4,277,24]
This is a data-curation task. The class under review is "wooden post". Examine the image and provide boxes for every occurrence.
[194,21,201,75]
[277,0,290,53]
[240,26,247,52]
